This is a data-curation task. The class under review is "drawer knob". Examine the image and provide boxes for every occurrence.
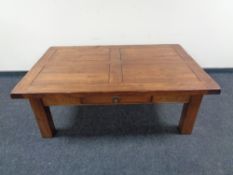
[112,96,120,104]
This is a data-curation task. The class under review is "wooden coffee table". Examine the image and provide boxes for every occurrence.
[11,45,221,138]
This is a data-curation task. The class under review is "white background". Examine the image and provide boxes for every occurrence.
[0,0,233,70]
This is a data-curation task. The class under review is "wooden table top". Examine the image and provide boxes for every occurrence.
[11,44,220,98]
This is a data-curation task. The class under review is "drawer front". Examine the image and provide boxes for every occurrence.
[42,94,152,106]
[82,94,151,104]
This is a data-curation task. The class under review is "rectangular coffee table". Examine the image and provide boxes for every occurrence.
[11,45,221,138]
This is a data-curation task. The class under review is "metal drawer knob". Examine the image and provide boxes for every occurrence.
[112,96,120,104]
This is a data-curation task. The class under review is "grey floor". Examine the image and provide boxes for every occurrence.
[0,71,233,175]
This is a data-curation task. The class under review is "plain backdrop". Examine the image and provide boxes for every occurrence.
[0,0,233,70]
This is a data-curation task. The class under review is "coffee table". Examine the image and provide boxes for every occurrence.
[11,45,221,138]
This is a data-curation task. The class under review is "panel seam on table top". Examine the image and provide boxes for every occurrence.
[172,46,202,82]
[28,49,58,88]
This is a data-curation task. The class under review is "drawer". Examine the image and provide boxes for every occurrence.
[42,94,152,106]
[82,94,151,104]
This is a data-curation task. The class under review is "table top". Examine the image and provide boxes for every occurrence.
[11,44,220,98]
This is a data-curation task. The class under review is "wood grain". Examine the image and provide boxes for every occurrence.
[11,44,221,137]
[29,98,56,138]
[11,44,221,98]
[178,95,203,134]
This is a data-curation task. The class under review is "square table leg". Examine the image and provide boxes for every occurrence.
[178,95,203,134]
[29,98,56,138]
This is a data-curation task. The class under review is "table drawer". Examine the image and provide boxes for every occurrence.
[82,94,151,104]
[42,94,152,106]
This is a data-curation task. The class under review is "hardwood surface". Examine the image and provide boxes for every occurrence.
[11,45,220,98]
[178,95,203,134]
[11,44,221,137]
[29,98,56,138]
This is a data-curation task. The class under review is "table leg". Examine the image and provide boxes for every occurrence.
[29,98,56,138]
[178,95,203,134]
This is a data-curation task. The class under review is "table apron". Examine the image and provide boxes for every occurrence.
[41,93,191,106]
